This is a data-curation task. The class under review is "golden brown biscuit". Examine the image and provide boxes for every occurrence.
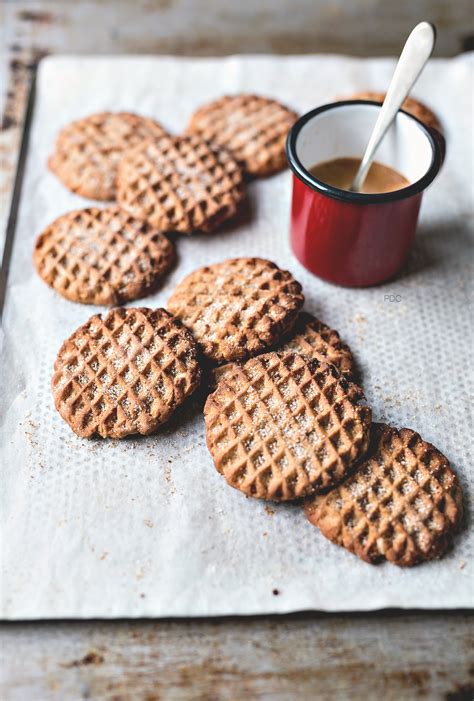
[168,258,304,364]
[186,94,298,176]
[278,312,355,376]
[52,307,201,438]
[49,112,168,200]
[204,352,372,500]
[34,206,175,305]
[117,134,245,234]
[305,423,463,566]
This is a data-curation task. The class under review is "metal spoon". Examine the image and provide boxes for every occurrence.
[350,21,436,193]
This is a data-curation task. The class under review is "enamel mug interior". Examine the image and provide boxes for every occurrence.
[290,101,440,202]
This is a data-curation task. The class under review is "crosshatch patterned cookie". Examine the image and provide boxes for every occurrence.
[305,423,463,566]
[211,312,356,388]
[48,112,168,200]
[186,94,298,176]
[204,352,372,501]
[168,258,304,364]
[52,307,201,438]
[116,134,245,234]
[278,313,355,377]
[341,91,442,132]
[33,206,175,306]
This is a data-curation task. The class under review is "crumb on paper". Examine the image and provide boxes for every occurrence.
[135,563,149,581]
[23,418,40,450]
[264,506,275,516]
[143,519,154,528]
[459,560,466,570]
[61,650,105,668]
[164,464,176,495]
[383,395,401,408]
[353,314,367,341]
[262,531,268,537]
[99,551,108,561]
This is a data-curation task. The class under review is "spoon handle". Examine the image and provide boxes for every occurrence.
[351,21,436,193]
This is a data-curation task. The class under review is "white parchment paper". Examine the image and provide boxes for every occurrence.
[1,54,473,619]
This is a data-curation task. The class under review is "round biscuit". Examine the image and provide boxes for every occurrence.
[305,423,463,566]
[168,257,304,363]
[52,307,201,438]
[204,352,372,500]
[49,112,168,200]
[34,206,175,306]
[186,94,298,176]
[116,134,245,234]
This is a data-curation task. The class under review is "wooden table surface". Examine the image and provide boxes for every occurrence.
[1,2,473,699]
[1,613,473,700]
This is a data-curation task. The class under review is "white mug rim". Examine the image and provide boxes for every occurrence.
[286,100,443,205]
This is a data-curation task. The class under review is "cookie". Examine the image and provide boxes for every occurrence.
[341,92,442,132]
[52,307,201,438]
[186,94,298,176]
[116,134,245,234]
[279,313,355,376]
[168,258,304,364]
[204,352,372,501]
[34,206,175,306]
[304,423,463,566]
[211,312,356,388]
[48,112,168,200]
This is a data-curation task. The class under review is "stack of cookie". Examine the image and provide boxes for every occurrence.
[172,258,461,568]
[48,252,462,568]
[35,94,460,569]
[35,95,298,309]
[35,92,440,307]
[36,97,299,445]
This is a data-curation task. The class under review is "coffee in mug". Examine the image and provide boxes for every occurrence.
[309,157,409,194]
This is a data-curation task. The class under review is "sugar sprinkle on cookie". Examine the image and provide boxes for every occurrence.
[49,112,168,200]
[304,423,463,566]
[210,312,356,390]
[117,134,245,234]
[204,352,371,500]
[168,257,304,363]
[52,307,201,438]
[186,94,298,176]
[34,206,175,306]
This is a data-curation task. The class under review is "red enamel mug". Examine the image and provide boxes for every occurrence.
[286,101,444,287]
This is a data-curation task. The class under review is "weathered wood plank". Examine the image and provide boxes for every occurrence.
[3,0,473,63]
[1,613,473,700]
